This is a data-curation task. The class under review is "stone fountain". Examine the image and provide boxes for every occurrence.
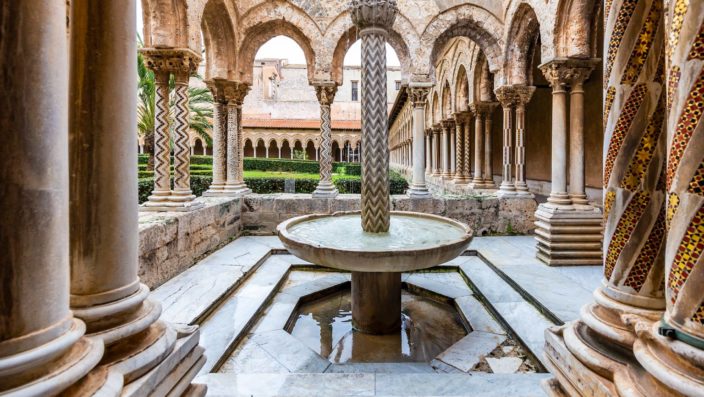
[278,0,473,335]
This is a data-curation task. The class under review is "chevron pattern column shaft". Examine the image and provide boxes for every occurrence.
[453,118,465,183]
[152,72,171,199]
[172,74,194,199]
[464,117,472,179]
[360,30,390,233]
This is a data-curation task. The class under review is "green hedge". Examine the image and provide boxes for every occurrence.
[138,175,212,204]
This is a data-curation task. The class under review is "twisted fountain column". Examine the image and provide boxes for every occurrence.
[313,82,339,198]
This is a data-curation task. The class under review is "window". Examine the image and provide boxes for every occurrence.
[395,80,401,90]
[351,81,359,101]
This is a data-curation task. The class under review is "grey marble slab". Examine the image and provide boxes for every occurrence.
[455,295,505,335]
[492,301,554,367]
[458,258,524,303]
[198,257,290,374]
[435,331,506,372]
[251,330,331,373]
[405,272,472,299]
[280,273,350,299]
[200,373,376,396]
[250,299,298,334]
[325,363,436,374]
[374,373,550,396]
[218,338,289,374]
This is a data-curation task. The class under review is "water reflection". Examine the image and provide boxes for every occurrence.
[290,291,467,363]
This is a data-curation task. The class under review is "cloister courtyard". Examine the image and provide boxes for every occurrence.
[2,0,704,396]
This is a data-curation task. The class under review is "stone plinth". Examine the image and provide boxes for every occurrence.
[534,204,603,266]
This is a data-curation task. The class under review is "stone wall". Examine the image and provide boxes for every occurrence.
[242,193,536,236]
[138,196,242,289]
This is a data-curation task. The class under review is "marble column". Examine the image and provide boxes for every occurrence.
[569,72,591,208]
[495,86,516,195]
[69,1,206,395]
[453,113,470,184]
[140,49,203,211]
[222,82,252,195]
[425,130,432,175]
[483,103,498,189]
[450,126,457,177]
[626,2,704,395]
[471,106,485,188]
[408,85,432,197]
[543,2,667,394]
[514,86,536,196]
[0,2,104,394]
[432,126,440,176]
[440,121,452,179]
[313,82,339,198]
[464,112,473,180]
[204,79,228,196]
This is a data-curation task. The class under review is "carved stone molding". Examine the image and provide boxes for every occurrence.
[314,82,338,106]
[539,58,599,88]
[349,0,398,31]
[140,48,201,75]
[408,86,432,108]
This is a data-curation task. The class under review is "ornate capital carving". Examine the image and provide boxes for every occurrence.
[224,81,250,106]
[539,58,597,88]
[441,119,455,130]
[494,86,518,108]
[314,83,338,106]
[408,86,431,108]
[349,0,398,32]
[472,102,500,116]
[140,48,201,76]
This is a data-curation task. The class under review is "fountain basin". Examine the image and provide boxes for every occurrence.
[277,211,473,273]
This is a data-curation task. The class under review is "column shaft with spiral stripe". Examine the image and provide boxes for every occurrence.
[172,72,194,199]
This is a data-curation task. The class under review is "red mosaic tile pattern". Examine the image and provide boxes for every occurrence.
[605,0,639,85]
[690,162,704,196]
[604,190,617,222]
[605,0,614,20]
[625,208,666,292]
[667,193,680,230]
[688,21,704,60]
[604,86,616,127]
[666,69,704,189]
[692,302,704,325]
[668,204,704,304]
[621,0,663,84]
[605,191,652,280]
[667,66,681,112]
[621,94,666,191]
[604,84,648,187]
[667,0,690,63]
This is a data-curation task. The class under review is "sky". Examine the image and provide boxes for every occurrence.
[136,4,400,67]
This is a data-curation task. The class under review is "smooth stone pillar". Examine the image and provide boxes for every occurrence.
[441,122,451,179]
[450,128,456,177]
[471,108,485,187]
[513,87,534,196]
[0,2,104,394]
[351,272,402,335]
[313,83,339,198]
[569,78,589,208]
[425,131,432,175]
[432,127,440,176]
[483,105,497,188]
[408,85,432,197]
[495,86,517,195]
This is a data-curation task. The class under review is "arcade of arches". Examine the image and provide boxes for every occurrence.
[1,1,704,397]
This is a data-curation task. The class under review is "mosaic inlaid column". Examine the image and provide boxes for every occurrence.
[543,1,668,395]
[204,80,229,196]
[313,82,339,198]
[471,105,485,188]
[453,113,469,184]
[514,86,536,196]
[628,1,704,395]
[0,2,104,394]
[222,82,252,195]
[484,103,498,188]
[69,1,206,394]
[408,85,432,197]
[495,86,516,195]
[464,112,473,180]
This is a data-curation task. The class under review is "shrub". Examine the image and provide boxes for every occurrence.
[138,175,213,204]
[244,158,320,174]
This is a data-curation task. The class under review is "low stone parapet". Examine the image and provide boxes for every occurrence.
[138,196,242,289]
[242,193,536,236]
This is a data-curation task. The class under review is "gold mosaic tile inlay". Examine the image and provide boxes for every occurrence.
[668,204,704,305]
[605,191,652,280]
[621,0,662,84]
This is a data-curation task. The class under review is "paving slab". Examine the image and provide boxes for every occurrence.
[434,332,506,372]
[200,373,376,396]
[492,301,554,367]
[405,272,472,299]
[251,329,331,373]
[455,295,505,335]
[486,357,524,374]
[458,257,524,303]
[374,373,550,396]
[218,338,289,374]
[325,363,436,374]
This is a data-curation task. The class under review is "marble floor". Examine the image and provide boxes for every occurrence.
[150,235,602,396]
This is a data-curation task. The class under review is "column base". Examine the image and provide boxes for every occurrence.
[312,181,339,198]
[407,184,431,198]
[534,204,603,266]
[351,272,401,335]
[452,176,470,185]
[202,182,236,197]
[0,319,106,396]
[221,182,251,197]
[140,197,204,212]
[545,192,575,211]
[627,323,704,397]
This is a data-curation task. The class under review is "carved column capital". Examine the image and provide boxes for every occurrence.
[472,102,500,116]
[494,86,519,108]
[314,82,338,106]
[408,84,432,108]
[349,0,398,32]
[441,119,455,131]
[539,58,597,88]
[140,48,201,82]
[224,81,251,106]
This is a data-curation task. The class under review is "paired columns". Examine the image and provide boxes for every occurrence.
[452,112,471,185]
[469,103,499,189]
[140,49,204,211]
[0,1,205,394]
[313,82,339,198]
[407,84,432,198]
[494,86,534,196]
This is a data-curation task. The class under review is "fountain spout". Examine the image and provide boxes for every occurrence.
[350,0,398,234]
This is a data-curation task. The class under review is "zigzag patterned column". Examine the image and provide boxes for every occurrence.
[204,79,228,196]
[628,1,704,394]
[144,70,171,207]
[453,113,468,184]
[313,82,339,198]
[542,0,667,394]
[222,82,251,195]
[171,69,201,209]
